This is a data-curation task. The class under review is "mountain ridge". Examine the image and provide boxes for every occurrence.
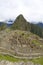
[0,14,43,38]
[36,22,43,28]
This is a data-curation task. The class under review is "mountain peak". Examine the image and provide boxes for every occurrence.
[15,14,27,24]
[18,14,24,18]
[16,14,25,21]
[11,14,30,30]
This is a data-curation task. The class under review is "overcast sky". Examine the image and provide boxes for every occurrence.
[0,0,43,23]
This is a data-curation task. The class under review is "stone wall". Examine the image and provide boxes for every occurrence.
[0,60,40,65]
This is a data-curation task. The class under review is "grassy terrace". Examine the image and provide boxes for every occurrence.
[0,54,28,62]
[0,54,43,65]
[31,57,43,65]
[0,54,21,62]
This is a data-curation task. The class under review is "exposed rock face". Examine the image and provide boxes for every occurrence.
[0,60,40,65]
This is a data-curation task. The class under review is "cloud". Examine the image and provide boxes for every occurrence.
[0,0,43,22]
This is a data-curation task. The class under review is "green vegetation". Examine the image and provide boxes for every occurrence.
[0,23,6,30]
[0,54,21,62]
[31,57,43,65]
[32,40,40,45]
[0,54,43,65]
[30,23,43,38]
[0,54,29,62]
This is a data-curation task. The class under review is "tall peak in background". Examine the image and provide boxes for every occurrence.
[15,14,27,23]
[17,14,24,18]
[11,14,30,30]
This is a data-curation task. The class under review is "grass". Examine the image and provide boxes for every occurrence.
[32,39,40,45]
[31,57,43,65]
[0,54,29,62]
[0,54,21,62]
[0,54,43,65]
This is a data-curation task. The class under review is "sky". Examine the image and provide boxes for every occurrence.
[0,0,43,23]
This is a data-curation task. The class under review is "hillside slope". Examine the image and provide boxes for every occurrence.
[0,29,43,58]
